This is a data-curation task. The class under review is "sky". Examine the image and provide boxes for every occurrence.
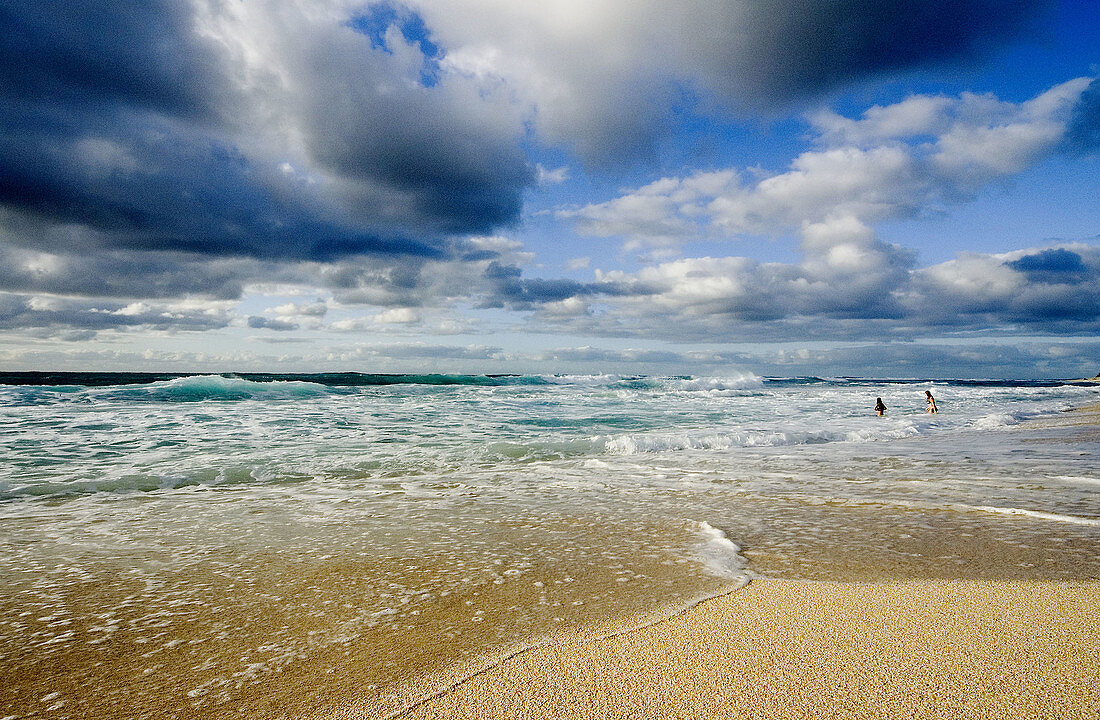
[0,0,1097,378]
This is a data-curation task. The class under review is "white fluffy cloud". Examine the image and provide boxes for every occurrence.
[543,242,1100,342]
[567,78,1094,246]
[544,78,1098,341]
[269,302,329,317]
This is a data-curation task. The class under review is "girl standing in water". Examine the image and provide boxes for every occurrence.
[926,390,938,413]
[874,397,886,416]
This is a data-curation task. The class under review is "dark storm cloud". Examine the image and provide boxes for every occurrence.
[0,0,224,118]
[0,111,447,260]
[0,0,532,269]
[706,0,1051,106]
[298,7,534,236]
[1006,248,1092,282]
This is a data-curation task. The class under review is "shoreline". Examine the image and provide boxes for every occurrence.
[328,578,1100,720]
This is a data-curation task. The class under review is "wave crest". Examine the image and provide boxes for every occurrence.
[106,375,336,402]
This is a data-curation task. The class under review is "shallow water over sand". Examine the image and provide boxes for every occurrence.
[1,375,1097,718]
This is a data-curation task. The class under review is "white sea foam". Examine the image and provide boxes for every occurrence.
[604,433,734,454]
[601,423,927,455]
[694,522,752,583]
[775,495,1100,529]
[964,505,1100,527]
[662,375,764,392]
[538,373,626,386]
[970,412,1022,430]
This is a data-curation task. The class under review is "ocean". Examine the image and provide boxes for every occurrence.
[1,373,1098,718]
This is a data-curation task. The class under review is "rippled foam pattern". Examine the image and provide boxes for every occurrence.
[0,373,1097,718]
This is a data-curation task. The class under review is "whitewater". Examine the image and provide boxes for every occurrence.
[0,372,1097,718]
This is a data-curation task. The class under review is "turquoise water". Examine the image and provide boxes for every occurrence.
[1,373,1098,718]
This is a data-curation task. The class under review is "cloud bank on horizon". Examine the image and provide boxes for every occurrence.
[0,0,1096,376]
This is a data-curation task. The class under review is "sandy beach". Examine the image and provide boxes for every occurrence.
[332,578,1100,720]
[4,383,1097,719]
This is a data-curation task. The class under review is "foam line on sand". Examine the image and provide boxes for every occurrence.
[380,576,754,719]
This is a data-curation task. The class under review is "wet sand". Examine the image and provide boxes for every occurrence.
[332,578,1100,720]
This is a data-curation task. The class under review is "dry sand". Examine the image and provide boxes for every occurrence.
[331,578,1100,720]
